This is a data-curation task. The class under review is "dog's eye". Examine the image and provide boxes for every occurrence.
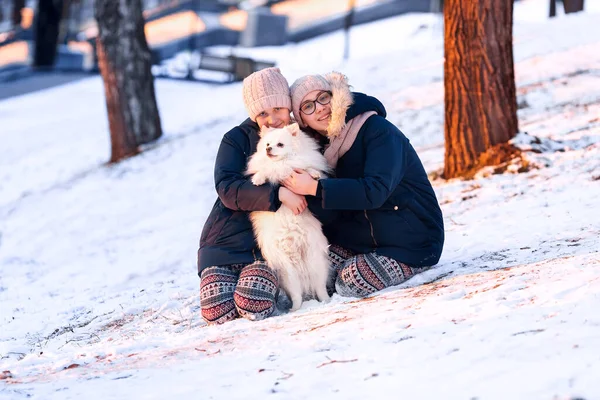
[277,143,284,148]
[266,143,270,147]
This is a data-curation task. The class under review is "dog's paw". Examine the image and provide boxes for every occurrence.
[251,174,267,186]
[306,168,321,180]
[274,290,293,313]
[316,289,331,303]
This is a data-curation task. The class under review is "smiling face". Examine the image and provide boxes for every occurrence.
[255,107,291,130]
[299,90,332,135]
[259,124,298,161]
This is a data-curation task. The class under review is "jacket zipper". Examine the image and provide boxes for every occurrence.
[364,210,378,248]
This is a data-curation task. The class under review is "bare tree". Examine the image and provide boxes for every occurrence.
[443,0,519,179]
[94,0,162,163]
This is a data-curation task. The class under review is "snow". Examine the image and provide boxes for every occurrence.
[1,0,600,398]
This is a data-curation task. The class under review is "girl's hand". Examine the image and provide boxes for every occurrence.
[283,169,319,196]
[278,186,307,215]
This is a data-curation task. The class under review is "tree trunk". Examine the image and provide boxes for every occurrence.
[343,0,356,60]
[94,0,163,163]
[430,0,444,13]
[549,0,557,17]
[563,0,584,13]
[443,0,519,179]
[34,0,63,67]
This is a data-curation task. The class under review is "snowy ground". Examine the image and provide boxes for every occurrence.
[1,0,600,399]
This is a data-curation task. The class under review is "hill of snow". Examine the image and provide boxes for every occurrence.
[1,1,599,398]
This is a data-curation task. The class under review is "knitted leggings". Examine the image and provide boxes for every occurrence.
[200,260,278,325]
[328,244,429,298]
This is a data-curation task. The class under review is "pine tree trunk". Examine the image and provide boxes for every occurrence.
[34,0,63,67]
[94,0,162,163]
[563,0,584,13]
[443,0,519,179]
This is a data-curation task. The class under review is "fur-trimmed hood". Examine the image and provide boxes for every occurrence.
[323,72,387,138]
[290,71,387,138]
[323,72,354,138]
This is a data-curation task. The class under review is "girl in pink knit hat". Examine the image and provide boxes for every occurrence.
[285,72,445,298]
[197,67,304,324]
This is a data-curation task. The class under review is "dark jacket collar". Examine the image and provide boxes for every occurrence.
[346,92,387,122]
[239,118,260,133]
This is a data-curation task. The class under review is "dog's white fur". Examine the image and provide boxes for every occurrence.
[246,123,332,311]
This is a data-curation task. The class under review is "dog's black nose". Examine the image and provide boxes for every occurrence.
[266,146,272,154]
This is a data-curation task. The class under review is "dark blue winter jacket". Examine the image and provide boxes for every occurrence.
[314,93,445,267]
[197,119,280,276]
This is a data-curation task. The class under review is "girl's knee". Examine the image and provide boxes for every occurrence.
[200,284,238,325]
[200,265,240,325]
[233,293,275,321]
[201,305,238,325]
[335,269,371,298]
[334,254,385,297]
[234,261,278,321]
[334,256,374,298]
[328,244,356,271]
[239,261,277,281]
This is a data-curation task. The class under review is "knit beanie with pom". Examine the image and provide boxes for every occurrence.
[242,67,291,121]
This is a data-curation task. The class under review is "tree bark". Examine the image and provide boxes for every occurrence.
[563,0,584,13]
[443,0,519,179]
[94,0,163,163]
[34,0,63,67]
[549,0,557,17]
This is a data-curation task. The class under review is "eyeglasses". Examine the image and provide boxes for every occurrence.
[300,91,332,115]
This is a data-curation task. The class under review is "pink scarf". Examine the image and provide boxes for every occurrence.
[324,111,377,169]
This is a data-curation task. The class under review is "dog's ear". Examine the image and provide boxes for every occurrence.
[288,123,300,137]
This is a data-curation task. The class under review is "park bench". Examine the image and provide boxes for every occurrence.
[195,53,276,82]
[152,51,276,83]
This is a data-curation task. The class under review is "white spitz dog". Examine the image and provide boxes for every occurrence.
[246,123,332,311]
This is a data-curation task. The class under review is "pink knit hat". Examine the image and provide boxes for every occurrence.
[290,74,331,128]
[242,67,291,121]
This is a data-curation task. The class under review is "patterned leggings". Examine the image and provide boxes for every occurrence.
[200,260,278,325]
[328,244,429,298]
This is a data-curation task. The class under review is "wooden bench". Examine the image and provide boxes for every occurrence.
[152,52,276,82]
[197,53,276,82]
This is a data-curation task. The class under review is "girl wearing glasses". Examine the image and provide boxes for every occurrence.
[284,72,444,298]
[197,68,306,324]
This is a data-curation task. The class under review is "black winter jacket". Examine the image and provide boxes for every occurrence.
[313,89,445,267]
[197,119,281,275]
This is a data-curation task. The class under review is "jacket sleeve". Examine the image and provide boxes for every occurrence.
[214,129,281,212]
[319,118,407,210]
[306,193,341,225]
